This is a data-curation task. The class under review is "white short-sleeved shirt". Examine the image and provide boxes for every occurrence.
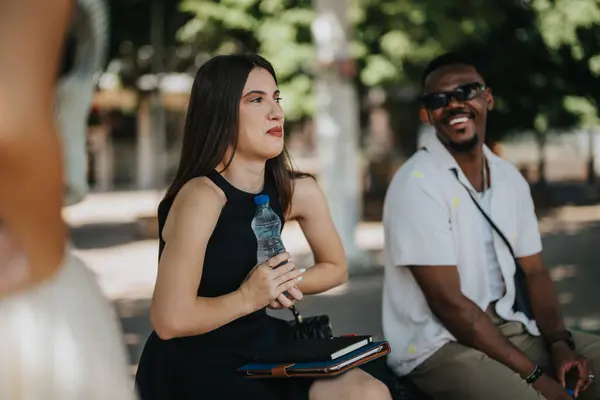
[382,135,543,377]
[479,189,507,301]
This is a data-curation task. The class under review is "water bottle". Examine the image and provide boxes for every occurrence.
[251,194,286,264]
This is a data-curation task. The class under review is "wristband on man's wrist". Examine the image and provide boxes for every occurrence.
[524,365,544,384]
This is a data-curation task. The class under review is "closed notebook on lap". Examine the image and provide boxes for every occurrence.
[238,340,391,379]
[252,336,373,364]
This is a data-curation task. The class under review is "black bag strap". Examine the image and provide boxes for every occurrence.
[450,168,518,261]
[289,305,302,322]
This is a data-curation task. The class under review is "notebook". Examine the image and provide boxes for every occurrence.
[238,340,390,379]
[252,335,373,364]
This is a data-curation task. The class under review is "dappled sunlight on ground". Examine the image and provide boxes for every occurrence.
[538,205,600,236]
[549,265,578,282]
[577,315,600,332]
[72,240,158,300]
[63,190,163,227]
[281,220,384,255]
[558,292,574,305]
[565,314,600,334]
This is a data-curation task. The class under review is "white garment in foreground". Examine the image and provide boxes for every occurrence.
[0,252,137,400]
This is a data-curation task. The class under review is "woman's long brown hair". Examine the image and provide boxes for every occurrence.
[163,54,310,215]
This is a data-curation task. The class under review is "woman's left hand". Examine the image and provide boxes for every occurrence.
[267,285,303,309]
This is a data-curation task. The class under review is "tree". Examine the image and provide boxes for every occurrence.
[178,0,316,121]
[352,0,600,159]
[528,0,600,183]
[350,0,514,157]
[111,0,600,161]
[106,0,193,87]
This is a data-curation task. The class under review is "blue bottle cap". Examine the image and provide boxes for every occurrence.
[254,194,270,205]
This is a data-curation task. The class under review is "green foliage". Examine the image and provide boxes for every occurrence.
[531,0,600,130]
[350,0,599,145]
[564,96,599,127]
[174,0,513,123]
[178,0,315,120]
[108,0,600,144]
[107,0,195,86]
[533,0,600,52]
[351,0,508,87]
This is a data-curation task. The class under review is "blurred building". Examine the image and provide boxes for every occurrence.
[89,72,192,191]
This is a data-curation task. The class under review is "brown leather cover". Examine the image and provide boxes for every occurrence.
[245,341,391,379]
[270,363,295,377]
[295,341,391,378]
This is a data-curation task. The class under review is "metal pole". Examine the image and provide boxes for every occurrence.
[311,0,368,273]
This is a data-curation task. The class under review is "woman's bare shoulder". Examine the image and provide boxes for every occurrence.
[162,176,226,241]
[177,176,227,206]
[289,174,323,220]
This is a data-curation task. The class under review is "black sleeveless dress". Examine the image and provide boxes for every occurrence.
[134,170,314,400]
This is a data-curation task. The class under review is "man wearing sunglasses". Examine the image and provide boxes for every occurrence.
[381,52,600,399]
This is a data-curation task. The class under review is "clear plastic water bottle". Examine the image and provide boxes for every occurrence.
[251,194,286,264]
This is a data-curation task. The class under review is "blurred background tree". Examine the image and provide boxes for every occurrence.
[176,0,316,121]
[105,0,600,179]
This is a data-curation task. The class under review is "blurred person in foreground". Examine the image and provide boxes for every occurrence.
[0,0,136,398]
[134,53,392,400]
[382,52,600,399]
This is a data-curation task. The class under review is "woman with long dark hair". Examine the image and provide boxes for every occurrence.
[134,54,391,399]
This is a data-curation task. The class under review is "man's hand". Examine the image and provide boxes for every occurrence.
[532,374,574,400]
[552,342,593,398]
[267,285,303,309]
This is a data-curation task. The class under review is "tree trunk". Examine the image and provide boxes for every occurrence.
[312,0,367,272]
[535,131,547,186]
[587,127,596,185]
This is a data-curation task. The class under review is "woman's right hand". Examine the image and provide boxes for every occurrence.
[238,252,304,313]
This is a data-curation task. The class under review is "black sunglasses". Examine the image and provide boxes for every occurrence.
[420,82,486,110]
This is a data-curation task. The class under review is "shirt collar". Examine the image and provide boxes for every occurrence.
[423,134,501,191]
[423,134,498,167]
